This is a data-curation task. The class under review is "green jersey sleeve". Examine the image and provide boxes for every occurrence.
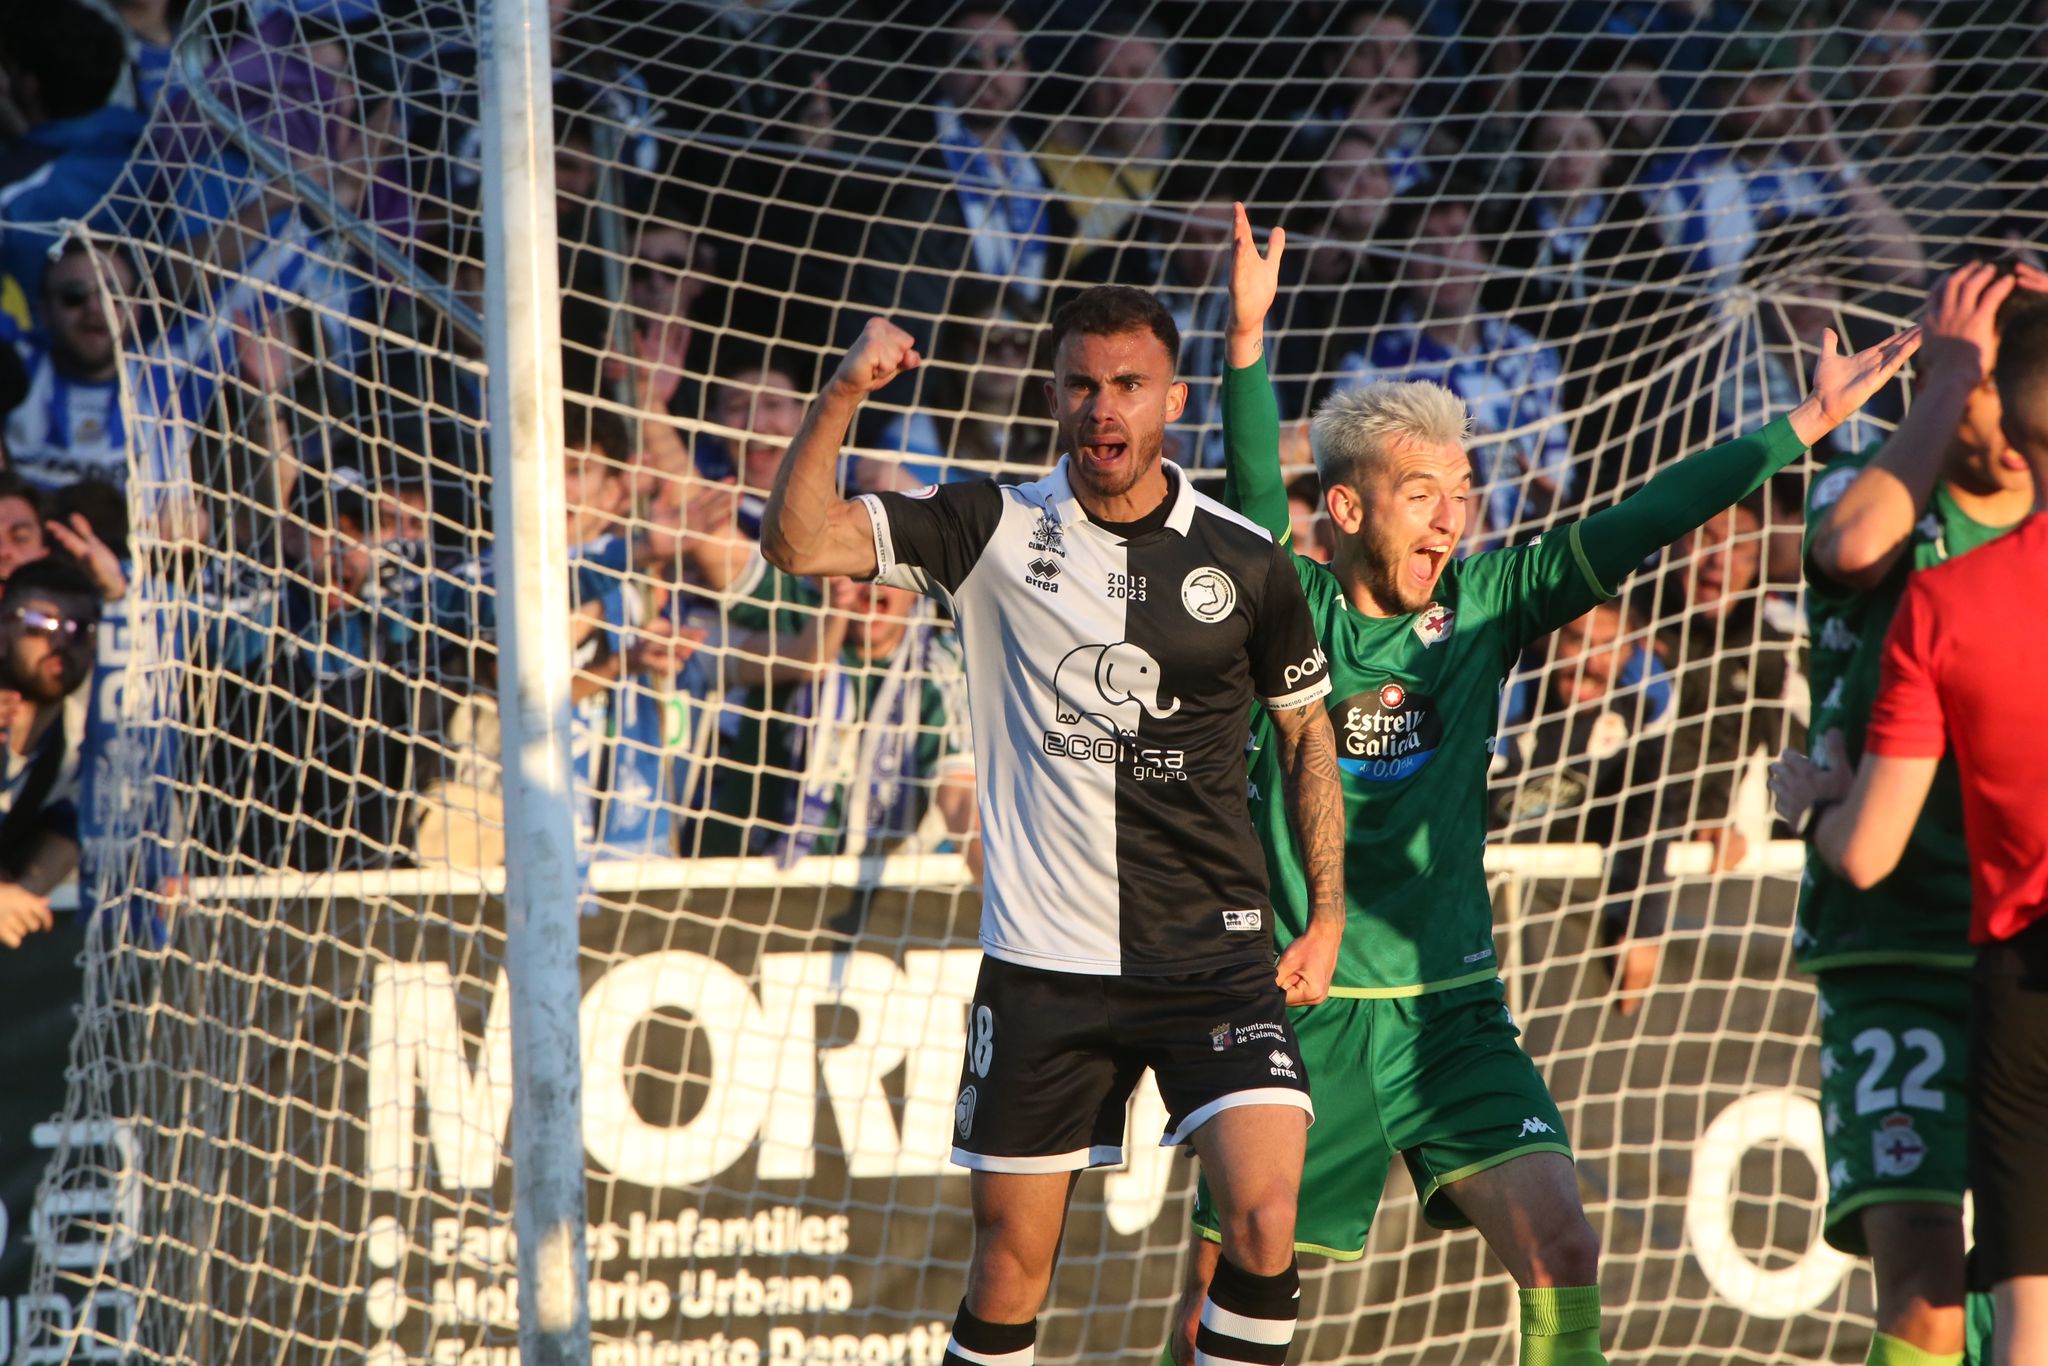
[1454,522,1614,660]
[1573,415,1808,596]
[1220,354,1295,544]
[1471,415,1809,650]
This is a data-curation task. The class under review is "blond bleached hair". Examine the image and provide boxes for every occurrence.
[1309,380,1472,492]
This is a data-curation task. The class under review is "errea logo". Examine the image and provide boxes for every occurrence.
[1267,1050,1299,1080]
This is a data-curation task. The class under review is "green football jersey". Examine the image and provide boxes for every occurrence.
[1795,444,2017,972]
[1243,534,1611,994]
[1223,355,1810,996]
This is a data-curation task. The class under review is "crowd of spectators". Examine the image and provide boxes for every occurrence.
[0,0,2041,990]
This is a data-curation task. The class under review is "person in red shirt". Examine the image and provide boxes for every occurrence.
[1773,263,2048,1366]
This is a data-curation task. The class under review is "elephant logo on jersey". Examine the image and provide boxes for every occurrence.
[1054,642,1182,737]
[1180,567,1236,623]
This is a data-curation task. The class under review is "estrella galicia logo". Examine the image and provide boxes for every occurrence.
[1053,642,1181,737]
[1333,681,1443,781]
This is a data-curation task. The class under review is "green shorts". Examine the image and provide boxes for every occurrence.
[1815,967,1970,1255]
[1191,977,1571,1260]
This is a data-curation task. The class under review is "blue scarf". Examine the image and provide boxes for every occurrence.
[934,101,1052,298]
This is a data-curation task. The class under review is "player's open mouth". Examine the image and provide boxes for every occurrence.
[1079,440,1128,468]
[1410,544,1449,584]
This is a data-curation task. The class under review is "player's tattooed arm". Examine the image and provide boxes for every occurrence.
[1269,701,1344,1006]
[761,318,921,578]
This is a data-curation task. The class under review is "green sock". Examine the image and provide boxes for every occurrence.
[1966,1288,1996,1366]
[1520,1285,1606,1366]
[1865,1330,1962,1366]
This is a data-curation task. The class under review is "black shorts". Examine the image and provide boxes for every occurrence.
[1968,917,2048,1288]
[949,954,1314,1173]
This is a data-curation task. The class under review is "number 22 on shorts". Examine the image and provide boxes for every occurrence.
[1850,1026,1946,1115]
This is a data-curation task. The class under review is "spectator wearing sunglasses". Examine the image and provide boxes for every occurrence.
[0,557,100,949]
[3,241,138,493]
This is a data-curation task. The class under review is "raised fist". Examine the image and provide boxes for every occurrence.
[829,318,922,399]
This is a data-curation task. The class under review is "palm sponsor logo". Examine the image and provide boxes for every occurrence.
[1043,641,1187,780]
[1333,680,1443,781]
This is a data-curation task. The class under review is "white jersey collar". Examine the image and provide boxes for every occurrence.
[1039,455,1197,537]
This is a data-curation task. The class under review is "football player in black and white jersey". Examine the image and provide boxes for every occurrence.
[763,288,1346,1366]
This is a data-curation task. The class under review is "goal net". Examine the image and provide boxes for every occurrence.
[8,0,2042,1362]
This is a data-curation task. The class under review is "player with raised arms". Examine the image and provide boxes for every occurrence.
[1771,268,2048,1366]
[1794,260,2039,1366]
[1161,206,1921,1366]
[759,287,1348,1366]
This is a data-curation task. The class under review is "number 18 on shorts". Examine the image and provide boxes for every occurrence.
[949,956,1315,1173]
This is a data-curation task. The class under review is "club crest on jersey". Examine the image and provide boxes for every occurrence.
[1210,1024,1232,1052]
[1181,567,1236,622]
[1028,510,1066,557]
[1334,684,1444,781]
[1413,604,1454,646]
[1873,1112,1925,1177]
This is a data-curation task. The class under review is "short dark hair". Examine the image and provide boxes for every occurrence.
[2,553,100,629]
[1048,286,1180,371]
[46,478,127,562]
[564,401,630,464]
[0,2,127,123]
[1994,295,2048,414]
[0,471,45,518]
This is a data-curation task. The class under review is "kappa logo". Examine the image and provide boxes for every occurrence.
[1025,556,1062,593]
[1811,465,1857,512]
[955,1085,978,1138]
[1517,1117,1556,1137]
[1916,513,1942,543]
[1413,604,1454,646]
[1817,616,1858,653]
[1181,567,1236,623]
[1210,1023,1232,1052]
[1874,1112,1926,1177]
[1267,1050,1298,1079]
[1052,642,1181,738]
[1824,1101,1842,1137]
[1222,909,1263,932]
